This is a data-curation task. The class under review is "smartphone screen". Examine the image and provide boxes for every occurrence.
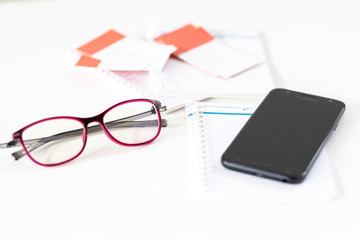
[221,88,345,183]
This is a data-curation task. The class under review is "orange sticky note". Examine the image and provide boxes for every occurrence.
[77,30,125,55]
[155,24,214,56]
[75,55,101,67]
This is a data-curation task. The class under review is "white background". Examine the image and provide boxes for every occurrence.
[0,0,359,239]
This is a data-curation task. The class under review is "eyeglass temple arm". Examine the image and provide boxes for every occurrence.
[1,107,167,160]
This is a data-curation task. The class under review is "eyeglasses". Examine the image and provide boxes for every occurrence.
[0,99,167,166]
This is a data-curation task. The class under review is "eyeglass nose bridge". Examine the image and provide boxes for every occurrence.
[79,113,140,147]
[81,113,105,126]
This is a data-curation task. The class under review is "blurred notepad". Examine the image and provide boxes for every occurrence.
[150,26,274,97]
[185,102,337,203]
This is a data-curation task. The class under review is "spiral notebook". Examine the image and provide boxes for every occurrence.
[185,101,337,203]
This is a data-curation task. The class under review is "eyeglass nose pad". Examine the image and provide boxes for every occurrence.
[151,106,157,114]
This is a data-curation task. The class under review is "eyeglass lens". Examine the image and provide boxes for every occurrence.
[104,101,160,145]
[22,118,85,165]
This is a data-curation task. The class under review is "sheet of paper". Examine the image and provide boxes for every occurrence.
[180,39,260,78]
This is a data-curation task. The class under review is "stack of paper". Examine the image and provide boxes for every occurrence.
[68,24,275,108]
[72,26,260,78]
[73,29,176,71]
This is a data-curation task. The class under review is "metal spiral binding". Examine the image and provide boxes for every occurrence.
[185,102,209,195]
[100,69,151,98]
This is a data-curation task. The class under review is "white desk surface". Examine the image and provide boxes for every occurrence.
[0,0,359,239]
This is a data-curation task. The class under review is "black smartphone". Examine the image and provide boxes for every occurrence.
[221,88,345,183]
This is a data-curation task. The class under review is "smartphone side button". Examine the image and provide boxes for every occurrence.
[334,124,338,131]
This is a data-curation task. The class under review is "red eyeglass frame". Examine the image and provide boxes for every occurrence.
[1,99,166,167]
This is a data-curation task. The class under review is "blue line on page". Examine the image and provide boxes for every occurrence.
[203,112,253,116]
[188,112,253,117]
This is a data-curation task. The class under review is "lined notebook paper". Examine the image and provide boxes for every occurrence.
[185,102,337,203]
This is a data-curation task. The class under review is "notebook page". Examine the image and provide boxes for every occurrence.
[185,102,337,203]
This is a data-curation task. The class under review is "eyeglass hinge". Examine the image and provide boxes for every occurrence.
[8,141,17,147]
[160,106,167,112]
[13,132,21,139]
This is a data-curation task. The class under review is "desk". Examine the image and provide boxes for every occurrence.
[0,0,359,239]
